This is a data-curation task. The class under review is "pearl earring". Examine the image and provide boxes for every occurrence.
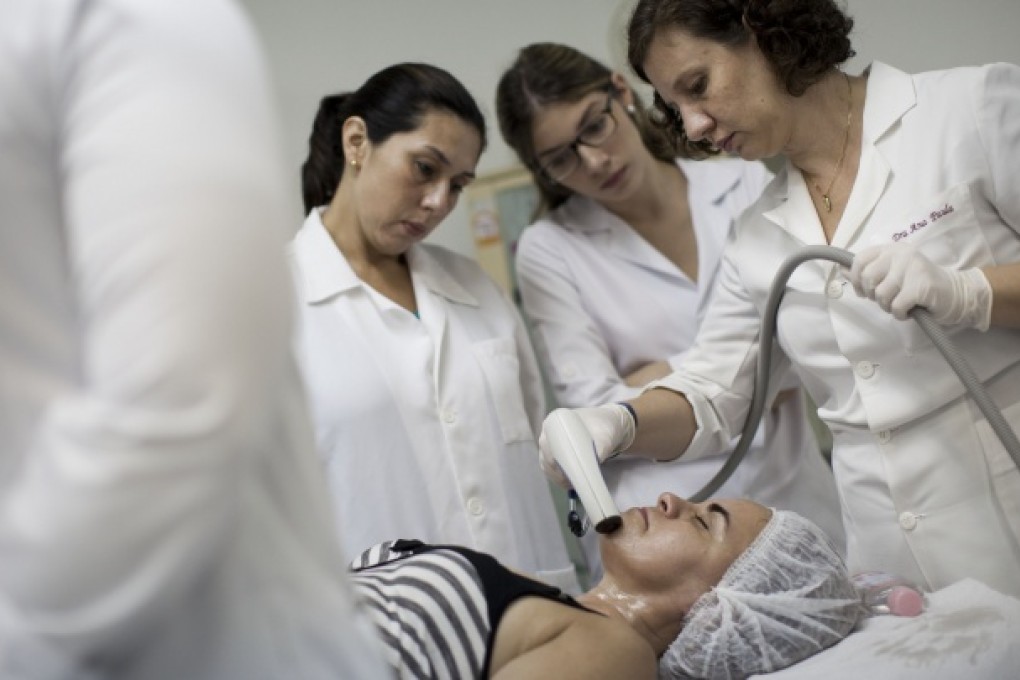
[626,104,637,117]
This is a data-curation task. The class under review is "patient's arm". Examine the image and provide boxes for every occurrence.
[490,597,656,679]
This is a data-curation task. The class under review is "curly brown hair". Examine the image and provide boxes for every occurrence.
[627,0,854,157]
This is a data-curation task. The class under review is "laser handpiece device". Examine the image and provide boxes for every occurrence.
[544,408,622,536]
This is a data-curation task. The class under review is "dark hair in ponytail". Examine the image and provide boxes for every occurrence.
[301,93,349,215]
[300,62,487,214]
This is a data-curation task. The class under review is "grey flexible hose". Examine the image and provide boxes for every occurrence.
[689,245,1020,503]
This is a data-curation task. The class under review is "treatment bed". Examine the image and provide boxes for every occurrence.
[755,578,1020,679]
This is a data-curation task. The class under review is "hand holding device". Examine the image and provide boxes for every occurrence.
[848,243,991,329]
[541,407,628,535]
[538,404,636,486]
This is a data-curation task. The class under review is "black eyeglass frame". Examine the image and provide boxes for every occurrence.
[534,88,620,183]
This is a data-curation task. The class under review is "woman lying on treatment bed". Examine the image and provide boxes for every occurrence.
[349,493,864,679]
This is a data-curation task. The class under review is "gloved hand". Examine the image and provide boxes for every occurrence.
[538,404,637,489]
[847,243,992,330]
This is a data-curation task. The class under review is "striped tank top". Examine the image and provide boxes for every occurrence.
[350,539,588,679]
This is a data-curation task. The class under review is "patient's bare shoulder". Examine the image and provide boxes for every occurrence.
[489,595,656,679]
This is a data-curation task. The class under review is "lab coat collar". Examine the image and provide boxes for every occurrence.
[557,193,678,277]
[676,156,744,206]
[553,193,613,235]
[833,61,913,249]
[553,158,741,234]
[406,245,479,308]
[292,208,361,304]
[552,158,744,276]
[861,62,916,146]
[290,209,477,308]
[761,62,913,248]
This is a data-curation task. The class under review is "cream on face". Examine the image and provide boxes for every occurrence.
[600,493,772,597]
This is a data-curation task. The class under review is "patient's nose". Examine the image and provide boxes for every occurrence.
[657,492,684,518]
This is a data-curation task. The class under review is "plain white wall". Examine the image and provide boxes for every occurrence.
[239,0,1020,257]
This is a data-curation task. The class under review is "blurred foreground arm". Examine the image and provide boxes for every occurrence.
[0,1,384,675]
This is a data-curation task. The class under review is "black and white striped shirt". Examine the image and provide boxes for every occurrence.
[350,540,589,679]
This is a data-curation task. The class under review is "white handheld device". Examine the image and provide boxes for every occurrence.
[544,408,621,534]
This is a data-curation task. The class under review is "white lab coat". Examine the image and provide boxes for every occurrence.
[516,157,845,573]
[654,62,1020,596]
[290,209,579,592]
[0,1,387,677]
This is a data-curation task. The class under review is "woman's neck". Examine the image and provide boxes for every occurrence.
[598,158,699,280]
[784,69,864,239]
[576,581,683,656]
[783,69,863,187]
[602,157,686,231]
[320,198,417,312]
[321,199,406,274]
[322,203,371,265]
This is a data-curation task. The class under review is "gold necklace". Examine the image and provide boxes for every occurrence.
[814,72,852,213]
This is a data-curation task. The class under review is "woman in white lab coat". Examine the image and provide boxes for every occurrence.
[542,0,1020,596]
[495,43,844,576]
[290,63,578,591]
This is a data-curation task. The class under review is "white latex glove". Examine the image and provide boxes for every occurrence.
[847,243,992,330]
[537,404,637,489]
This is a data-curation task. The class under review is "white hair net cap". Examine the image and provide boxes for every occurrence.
[659,509,864,680]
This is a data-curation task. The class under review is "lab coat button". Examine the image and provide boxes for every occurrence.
[855,361,876,379]
[442,409,456,424]
[898,512,918,531]
[467,497,484,516]
[877,430,892,444]
[826,281,844,299]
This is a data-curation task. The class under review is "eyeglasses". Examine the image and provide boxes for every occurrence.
[535,91,618,182]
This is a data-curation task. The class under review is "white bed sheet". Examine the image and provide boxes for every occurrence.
[755,578,1020,679]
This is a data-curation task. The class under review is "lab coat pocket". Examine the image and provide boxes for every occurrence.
[472,337,534,444]
[873,183,993,353]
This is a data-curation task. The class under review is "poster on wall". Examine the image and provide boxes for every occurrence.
[464,166,539,305]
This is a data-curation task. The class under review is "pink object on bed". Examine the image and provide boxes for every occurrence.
[754,578,1020,679]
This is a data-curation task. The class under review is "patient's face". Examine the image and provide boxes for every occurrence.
[599,493,771,603]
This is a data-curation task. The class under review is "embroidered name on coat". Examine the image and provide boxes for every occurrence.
[891,203,955,242]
